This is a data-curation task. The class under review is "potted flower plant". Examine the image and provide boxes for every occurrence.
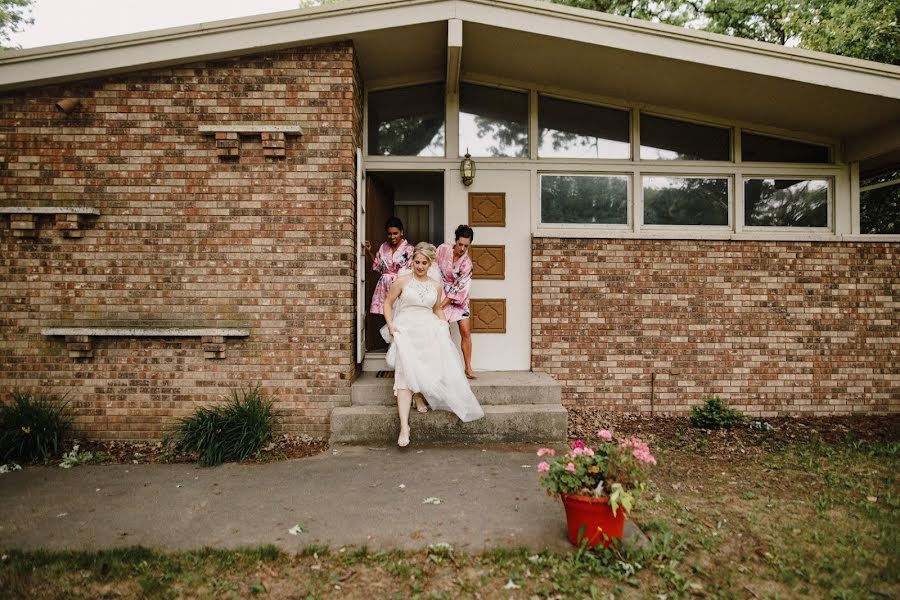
[536,430,657,548]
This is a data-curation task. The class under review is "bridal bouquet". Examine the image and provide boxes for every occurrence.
[536,430,657,515]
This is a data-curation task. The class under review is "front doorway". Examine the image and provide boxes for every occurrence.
[363,171,444,353]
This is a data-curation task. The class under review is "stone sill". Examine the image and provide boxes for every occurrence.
[42,326,249,360]
[42,326,249,337]
[198,125,303,135]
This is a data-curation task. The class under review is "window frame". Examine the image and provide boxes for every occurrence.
[639,173,733,231]
[538,171,632,229]
[741,176,833,232]
[537,93,633,161]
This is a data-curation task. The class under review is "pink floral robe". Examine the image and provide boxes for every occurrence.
[369,240,414,314]
[436,242,473,323]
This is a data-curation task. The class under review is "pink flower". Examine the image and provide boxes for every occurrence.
[571,440,586,450]
[598,429,613,440]
[537,461,550,473]
[572,447,584,457]
[583,447,595,457]
[536,447,556,458]
[565,462,576,472]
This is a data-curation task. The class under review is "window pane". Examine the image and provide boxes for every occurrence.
[744,179,828,227]
[541,175,628,224]
[640,114,730,161]
[538,96,630,159]
[742,132,829,163]
[860,170,900,234]
[368,83,444,156]
[459,83,528,157]
[643,176,729,225]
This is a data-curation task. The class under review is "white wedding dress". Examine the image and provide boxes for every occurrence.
[383,277,484,423]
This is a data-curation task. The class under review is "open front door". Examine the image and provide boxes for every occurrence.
[365,173,395,351]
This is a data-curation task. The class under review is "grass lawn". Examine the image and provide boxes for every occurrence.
[2,416,897,599]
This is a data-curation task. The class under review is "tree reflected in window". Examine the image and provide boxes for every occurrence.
[368,84,444,156]
[541,175,628,224]
[860,169,899,234]
[539,96,630,159]
[744,179,828,227]
[643,177,729,225]
[459,83,528,157]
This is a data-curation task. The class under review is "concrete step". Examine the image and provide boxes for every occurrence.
[330,404,568,445]
[351,371,561,406]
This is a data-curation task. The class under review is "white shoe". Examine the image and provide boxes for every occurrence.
[398,427,410,448]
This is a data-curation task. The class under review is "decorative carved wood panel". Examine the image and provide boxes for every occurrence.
[470,299,506,333]
[470,245,505,280]
[468,192,506,227]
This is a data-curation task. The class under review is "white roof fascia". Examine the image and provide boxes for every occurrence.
[459,0,900,100]
[0,0,898,100]
[0,0,453,91]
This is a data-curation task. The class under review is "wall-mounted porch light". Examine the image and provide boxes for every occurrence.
[460,151,476,186]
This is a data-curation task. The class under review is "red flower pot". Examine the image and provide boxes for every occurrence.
[560,493,626,548]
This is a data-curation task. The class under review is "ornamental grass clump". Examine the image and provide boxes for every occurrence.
[537,430,656,515]
[168,385,277,467]
[0,392,72,463]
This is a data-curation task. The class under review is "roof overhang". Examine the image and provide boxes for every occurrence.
[2,0,898,167]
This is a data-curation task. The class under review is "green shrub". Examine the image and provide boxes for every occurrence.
[168,385,277,467]
[0,392,72,463]
[689,396,745,430]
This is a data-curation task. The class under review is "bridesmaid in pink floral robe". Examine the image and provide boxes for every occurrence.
[436,224,477,378]
[365,217,414,315]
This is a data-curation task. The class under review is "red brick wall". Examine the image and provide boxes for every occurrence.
[0,42,359,439]
[533,238,899,416]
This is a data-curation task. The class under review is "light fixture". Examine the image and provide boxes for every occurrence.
[460,151,476,186]
[55,98,81,114]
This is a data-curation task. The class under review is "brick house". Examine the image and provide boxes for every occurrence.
[1,0,897,442]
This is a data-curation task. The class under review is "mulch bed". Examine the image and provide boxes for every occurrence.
[34,411,899,468]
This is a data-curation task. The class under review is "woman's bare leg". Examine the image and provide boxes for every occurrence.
[397,388,412,447]
[458,318,476,379]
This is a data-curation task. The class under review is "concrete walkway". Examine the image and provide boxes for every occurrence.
[0,445,642,553]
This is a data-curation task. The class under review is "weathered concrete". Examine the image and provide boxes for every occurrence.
[351,371,562,406]
[334,371,568,444]
[0,446,645,553]
[331,405,568,444]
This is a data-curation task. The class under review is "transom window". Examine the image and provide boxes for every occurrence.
[538,96,630,159]
[640,115,731,161]
[459,83,528,158]
[742,132,830,163]
[367,83,445,157]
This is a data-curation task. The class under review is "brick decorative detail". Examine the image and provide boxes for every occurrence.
[468,192,506,227]
[471,298,506,333]
[261,132,286,159]
[532,238,900,416]
[215,131,240,160]
[0,42,359,440]
[9,213,36,238]
[470,244,505,280]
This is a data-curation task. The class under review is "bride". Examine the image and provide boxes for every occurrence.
[383,242,484,447]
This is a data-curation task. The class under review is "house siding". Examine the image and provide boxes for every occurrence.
[533,238,899,416]
[0,42,359,439]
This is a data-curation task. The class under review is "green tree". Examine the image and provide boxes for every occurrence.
[0,0,32,48]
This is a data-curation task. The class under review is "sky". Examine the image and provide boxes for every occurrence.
[10,0,302,49]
